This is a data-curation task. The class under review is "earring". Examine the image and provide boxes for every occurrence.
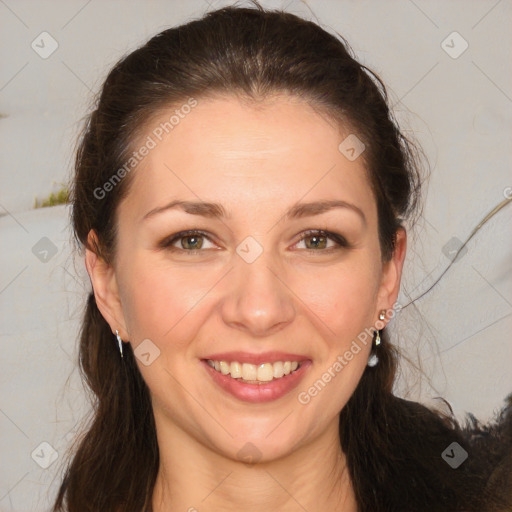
[367,352,378,367]
[368,310,386,367]
[374,329,381,346]
[375,310,385,347]
[367,329,380,367]
[115,330,124,359]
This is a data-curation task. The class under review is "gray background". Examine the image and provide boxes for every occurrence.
[1,0,511,510]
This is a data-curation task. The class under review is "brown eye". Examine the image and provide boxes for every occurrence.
[295,230,348,252]
[159,229,348,255]
[303,233,328,250]
[159,230,216,252]
[180,234,204,250]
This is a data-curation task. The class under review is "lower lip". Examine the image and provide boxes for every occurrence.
[202,360,312,403]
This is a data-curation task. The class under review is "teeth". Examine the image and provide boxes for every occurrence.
[257,363,273,382]
[230,361,242,378]
[242,362,257,381]
[273,361,284,378]
[219,361,230,375]
[207,359,302,382]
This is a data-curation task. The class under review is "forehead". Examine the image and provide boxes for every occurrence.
[120,94,375,223]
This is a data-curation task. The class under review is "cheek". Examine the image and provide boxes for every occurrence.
[117,258,206,344]
[293,257,381,339]
[116,234,382,353]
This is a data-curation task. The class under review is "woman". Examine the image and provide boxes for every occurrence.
[52,2,512,511]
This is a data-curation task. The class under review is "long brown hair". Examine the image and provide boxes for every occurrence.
[52,3,512,511]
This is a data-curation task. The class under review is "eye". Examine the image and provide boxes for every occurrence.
[159,230,217,252]
[294,229,349,252]
[159,229,349,254]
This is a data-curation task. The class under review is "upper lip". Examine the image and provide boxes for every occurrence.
[203,351,310,365]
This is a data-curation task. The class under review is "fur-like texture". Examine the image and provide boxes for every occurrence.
[367,395,512,511]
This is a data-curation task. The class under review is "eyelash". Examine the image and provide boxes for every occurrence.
[159,229,349,254]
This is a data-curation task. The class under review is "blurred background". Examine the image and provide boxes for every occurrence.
[0,1,511,510]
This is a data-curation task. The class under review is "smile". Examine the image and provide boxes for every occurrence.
[206,359,301,383]
[202,359,311,403]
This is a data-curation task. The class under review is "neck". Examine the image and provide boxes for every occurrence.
[151,414,358,512]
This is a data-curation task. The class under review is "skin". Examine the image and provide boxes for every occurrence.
[86,93,407,511]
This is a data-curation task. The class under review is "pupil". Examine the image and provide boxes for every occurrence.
[185,236,201,249]
[309,235,325,249]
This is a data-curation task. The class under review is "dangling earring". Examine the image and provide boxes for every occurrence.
[367,330,380,367]
[115,330,124,359]
[367,310,386,367]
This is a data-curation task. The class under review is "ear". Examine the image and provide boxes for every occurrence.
[85,230,129,339]
[375,227,407,323]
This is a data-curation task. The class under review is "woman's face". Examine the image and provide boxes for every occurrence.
[89,93,405,463]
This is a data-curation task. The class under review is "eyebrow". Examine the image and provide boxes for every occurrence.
[143,199,366,224]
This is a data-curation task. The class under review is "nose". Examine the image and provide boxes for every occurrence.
[220,249,296,337]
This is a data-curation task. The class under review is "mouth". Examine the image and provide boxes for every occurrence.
[205,359,303,384]
[201,358,312,403]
